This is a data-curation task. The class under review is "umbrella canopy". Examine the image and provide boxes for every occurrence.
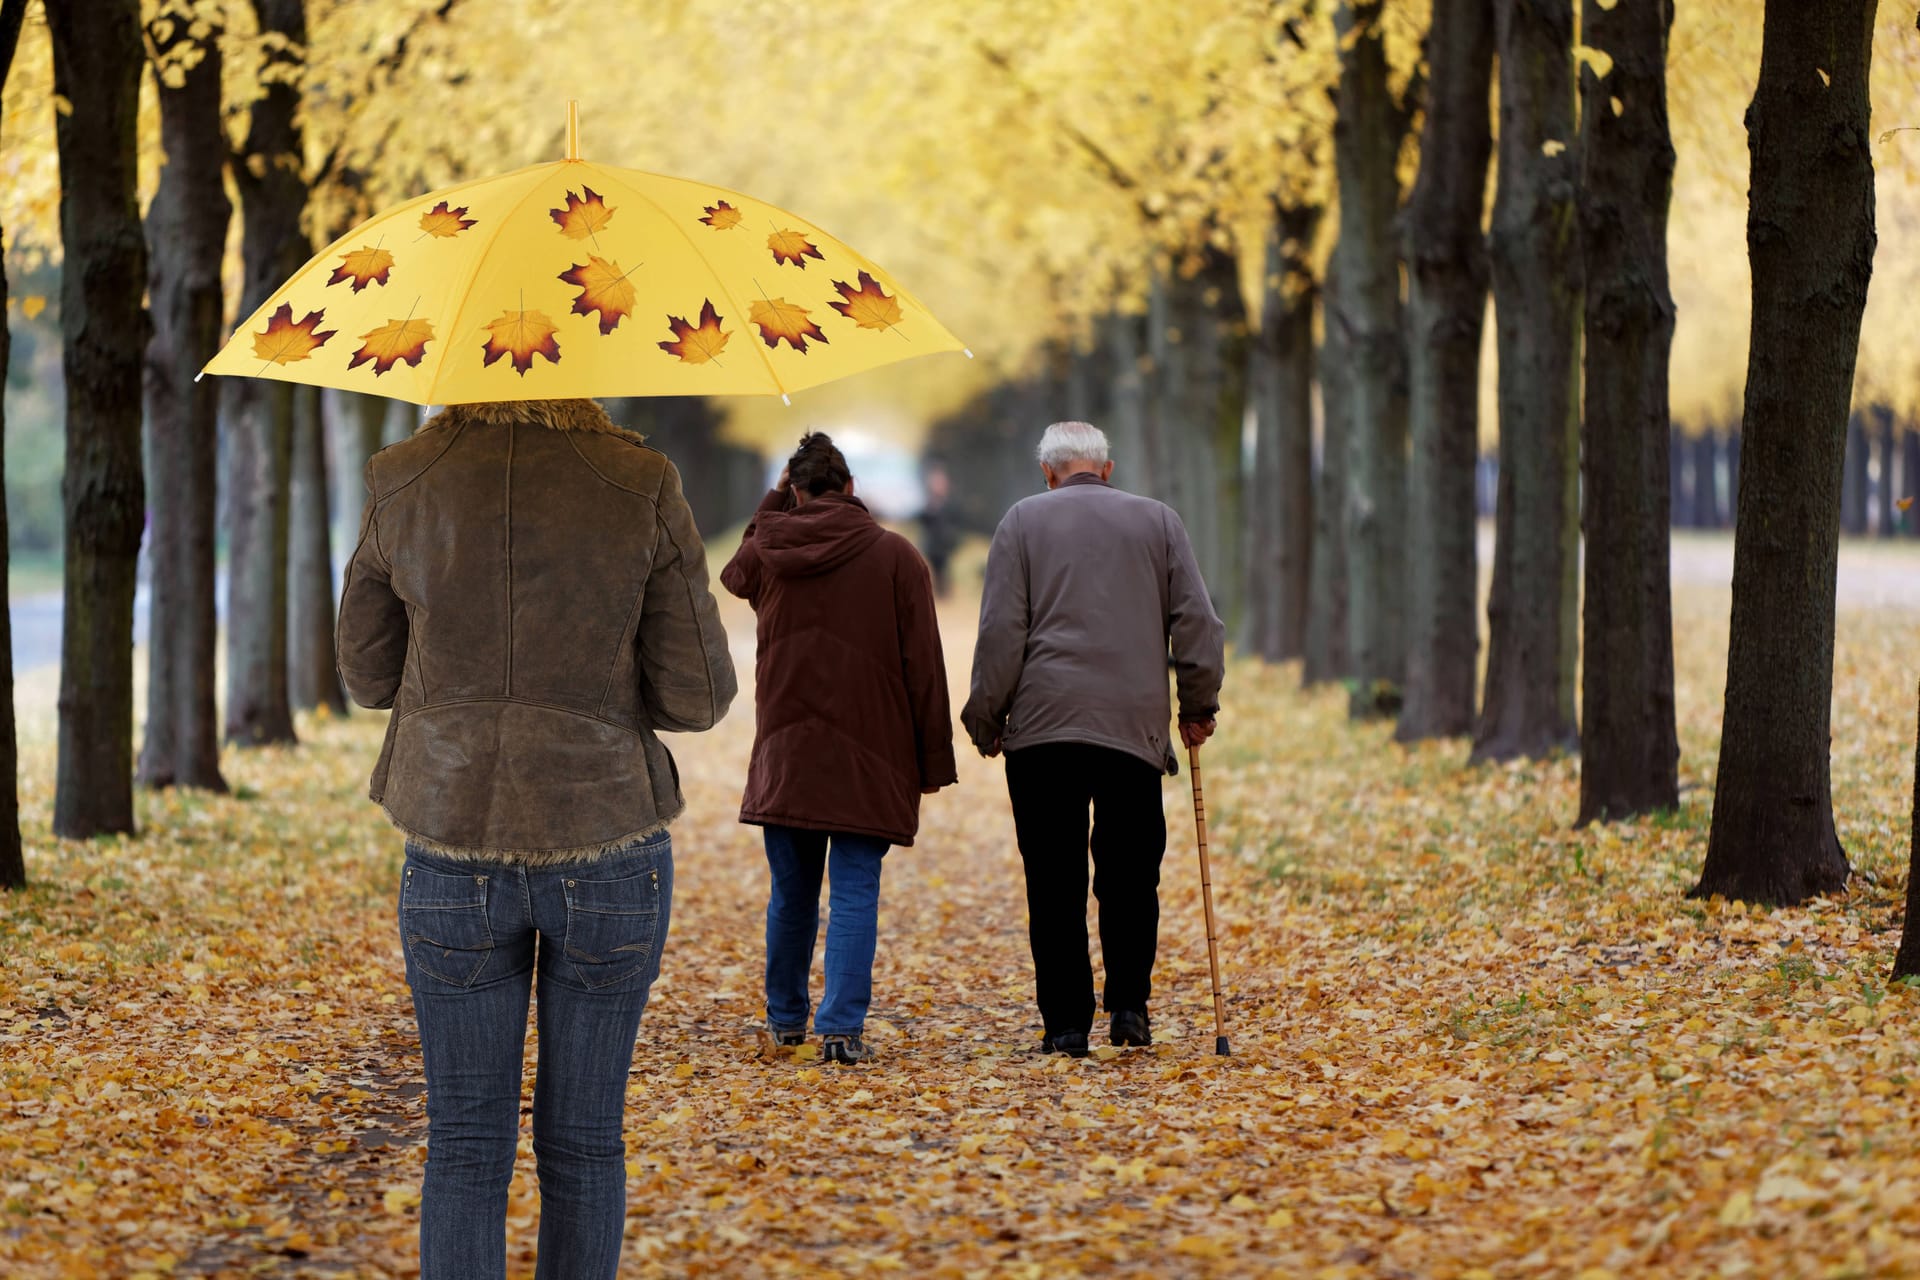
[202,106,968,405]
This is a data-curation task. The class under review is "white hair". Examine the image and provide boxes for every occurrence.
[1036,421,1110,469]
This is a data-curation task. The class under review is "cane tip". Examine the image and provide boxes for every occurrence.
[1215,1036,1231,1056]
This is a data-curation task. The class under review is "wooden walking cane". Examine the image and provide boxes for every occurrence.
[1187,744,1230,1056]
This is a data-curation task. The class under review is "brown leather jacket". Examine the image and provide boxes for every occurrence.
[336,398,737,865]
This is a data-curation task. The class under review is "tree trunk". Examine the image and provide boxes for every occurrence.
[139,7,229,793]
[1841,411,1868,535]
[0,0,30,886]
[46,0,148,838]
[288,384,345,713]
[1304,243,1353,688]
[1694,429,1721,527]
[1471,0,1581,764]
[1105,310,1151,490]
[1334,0,1411,719]
[225,0,309,748]
[1873,405,1896,537]
[1727,428,1743,517]
[1692,0,1874,907]
[383,398,417,446]
[1575,0,1679,825]
[1245,203,1319,664]
[1396,0,1493,742]
[1669,425,1692,528]
[1891,683,1920,980]
[1903,425,1918,538]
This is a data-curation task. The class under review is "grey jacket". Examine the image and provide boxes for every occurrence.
[961,472,1225,774]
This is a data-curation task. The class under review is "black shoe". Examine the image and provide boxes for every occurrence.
[1041,1031,1090,1058]
[1110,1010,1151,1047]
[822,1034,874,1064]
[766,1024,806,1048]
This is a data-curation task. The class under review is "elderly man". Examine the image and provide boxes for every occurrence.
[963,421,1226,1057]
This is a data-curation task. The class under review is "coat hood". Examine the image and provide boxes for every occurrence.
[754,493,886,579]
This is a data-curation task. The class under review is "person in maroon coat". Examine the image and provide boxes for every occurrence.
[721,432,957,1064]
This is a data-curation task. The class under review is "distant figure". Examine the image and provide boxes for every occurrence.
[961,421,1225,1058]
[336,398,737,1278]
[721,432,957,1064]
[918,460,958,598]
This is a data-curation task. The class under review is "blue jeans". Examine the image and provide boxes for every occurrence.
[762,826,888,1037]
[397,833,673,1280]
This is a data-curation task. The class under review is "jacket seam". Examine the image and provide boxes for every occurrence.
[652,465,718,729]
[565,432,667,501]
[371,419,467,501]
[394,694,647,738]
[599,569,650,716]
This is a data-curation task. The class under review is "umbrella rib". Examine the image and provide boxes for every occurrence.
[425,168,567,405]
[590,165,791,399]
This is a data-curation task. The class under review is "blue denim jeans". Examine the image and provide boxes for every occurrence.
[762,825,888,1037]
[398,833,673,1280]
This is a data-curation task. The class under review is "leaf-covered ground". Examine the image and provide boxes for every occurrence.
[3,537,1919,1279]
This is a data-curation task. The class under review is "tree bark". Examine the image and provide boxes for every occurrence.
[1304,242,1353,688]
[1841,411,1868,535]
[46,0,148,838]
[1575,0,1679,825]
[0,0,30,886]
[1471,0,1581,764]
[1873,405,1896,537]
[139,7,229,793]
[1396,0,1493,741]
[1245,204,1319,663]
[1892,683,1920,980]
[288,383,345,713]
[1334,0,1411,719]
[1692,0,1874,907]
[225,0,308,747]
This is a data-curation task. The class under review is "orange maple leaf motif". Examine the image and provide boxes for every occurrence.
[559,257,638,335]
[551,187,615,241]
[658,300,731,365]
[251,304,336,365]
[327,246,395,293]
[749,296,829,353]
[700,200,742,230]
[767,228,824,268]
[418,201,477,238]
[481,308,562,375]
[830,271,905,332]
[348,317,435,376]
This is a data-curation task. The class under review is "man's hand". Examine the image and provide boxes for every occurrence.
[1180,718,1216,749]
[982,737,1003,758]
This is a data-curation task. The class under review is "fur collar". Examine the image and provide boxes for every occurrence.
[423,399,640,440]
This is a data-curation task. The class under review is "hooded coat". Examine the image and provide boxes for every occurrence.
[720,488,956,845]
[335,399,737,865]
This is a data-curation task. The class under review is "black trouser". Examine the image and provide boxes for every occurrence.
[1005,742,1167,1037]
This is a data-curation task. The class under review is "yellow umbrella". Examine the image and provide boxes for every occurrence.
[202,104,969,405]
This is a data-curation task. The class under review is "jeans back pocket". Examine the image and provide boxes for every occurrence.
[401,864,496,988]
[561,859,666,992]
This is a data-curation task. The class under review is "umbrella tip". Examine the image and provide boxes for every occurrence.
[565,99,580,161]
[781,394,791,406]
[963,348,974,359]
[194,370,204,383]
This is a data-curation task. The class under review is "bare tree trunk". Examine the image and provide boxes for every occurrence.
[288,384,345,713]
[1873,405,1896,537]
[225,0,308,747]
[1397,0,1493,742]
[1693,0,1873,907]
[1903,425,1919,538]
[1304,242,1353,688]
[139,7,229,793]
[1576,0,1679,825]
[1669,426,1692,528]
[0,0,30,885]
[1841,411,1868,535]
[1334,0,1411,719]
[46,0,148,838]
[1891,683,1920,980]
[383,398,417,446]
[1727,428,1743,516]
[1105,310,1151,488]
[1472,0,1581,764]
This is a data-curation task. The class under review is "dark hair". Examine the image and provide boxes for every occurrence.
[787,431,851,497]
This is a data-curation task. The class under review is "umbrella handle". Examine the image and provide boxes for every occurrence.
[1188,743,1230,1056]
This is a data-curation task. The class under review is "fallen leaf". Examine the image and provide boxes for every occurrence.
[748,297,828,353]
[347,317,435,376]
[250,304,336,365]
[480,308,561,375]
[327,246,394,293]
[658,300,731,365]
[559,256,638,335]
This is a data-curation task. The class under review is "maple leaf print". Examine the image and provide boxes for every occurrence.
[327,246,395,293]
[830,271,906,332]
[767,228,824,268]
[418,200,476,238]
[551,186,615,241]
[347,317,435,376]
[480,308,562,375]
[559,256,638,335]
[749,296,829,353]
[658,300,730,365]
[251,304,336,365]
[700,200,742,230]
